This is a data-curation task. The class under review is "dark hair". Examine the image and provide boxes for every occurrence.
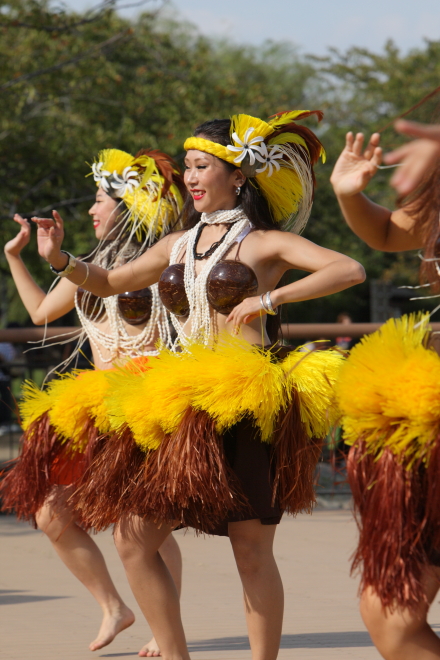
[180,119,280,232]
[181,119,284,343]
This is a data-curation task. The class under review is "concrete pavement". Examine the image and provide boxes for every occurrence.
[2,509,439,660]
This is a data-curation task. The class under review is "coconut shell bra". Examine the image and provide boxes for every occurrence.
[76,288,153,326]
[158,227,258,316]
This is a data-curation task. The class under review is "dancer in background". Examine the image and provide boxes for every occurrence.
[33,110,365,660]
[331,128,440,660]
[384,119,440,196]
[1,148,184,657]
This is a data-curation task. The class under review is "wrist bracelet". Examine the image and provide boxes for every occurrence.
[260,291,278,316]
[265,291,278,315]
[49,250,76,277]
[77,262,90,287]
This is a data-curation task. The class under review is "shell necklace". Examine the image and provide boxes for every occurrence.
[75,245,171,363]
[169,205,250,347]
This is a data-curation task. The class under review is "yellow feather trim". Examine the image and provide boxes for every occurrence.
[230,114,274,141]
[95,149,134,176]
[281,348,344,439]
[19,381,53,431]
[47,370,112,450]
[104,335,343,451]
[337,313,440,463]
[267,110,312,130]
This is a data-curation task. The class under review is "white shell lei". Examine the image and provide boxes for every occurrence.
[75,242,171,363]
[168,206,251,348]
[75,284,171,363]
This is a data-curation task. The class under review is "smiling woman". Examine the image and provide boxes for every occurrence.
[30,109,365,660]
[0,147,185,657]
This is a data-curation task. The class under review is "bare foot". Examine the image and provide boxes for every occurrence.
[89,605,135,651]
[138,636,161,657]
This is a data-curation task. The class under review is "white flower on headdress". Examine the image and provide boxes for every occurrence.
[92,162,111,191]
[110,167,140,198]
[227,128,265,165]
[255,144,284,177]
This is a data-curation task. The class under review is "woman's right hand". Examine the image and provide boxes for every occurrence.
[4,214,31,257]
[330,132,382,197]
[31,210,66,268]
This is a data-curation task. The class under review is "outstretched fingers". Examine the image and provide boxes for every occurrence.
[394,119,440,142]
[345,131,354,151]
[52,209,64,228]
[352,133,365,157]
[13,213,31,235]
[363,133,381,160]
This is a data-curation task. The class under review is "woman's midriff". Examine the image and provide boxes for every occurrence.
[89,318,159,370]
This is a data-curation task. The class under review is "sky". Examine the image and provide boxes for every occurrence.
[68,0,440,56]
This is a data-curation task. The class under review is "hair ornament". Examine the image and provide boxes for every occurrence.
[89,148,184,242]
[184,109,326,234]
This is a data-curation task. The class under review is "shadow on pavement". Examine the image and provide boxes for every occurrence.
[0,588,68,605]
[187,631,374,650]
[99,655,138,658]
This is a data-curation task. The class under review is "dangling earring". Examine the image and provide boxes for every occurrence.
[236,186,241,196]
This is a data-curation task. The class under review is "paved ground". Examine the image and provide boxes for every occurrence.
[2,509,440,660]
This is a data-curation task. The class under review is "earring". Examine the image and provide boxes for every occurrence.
[236,186,241,196]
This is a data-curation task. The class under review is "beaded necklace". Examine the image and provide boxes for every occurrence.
[169,206,250,347]
[75,241,171,363]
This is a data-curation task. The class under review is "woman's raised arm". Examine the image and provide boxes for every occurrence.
[330,132,425,252]
[33,211,173,297]
[5,213,77,324]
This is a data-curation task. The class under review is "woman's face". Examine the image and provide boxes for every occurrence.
[88,188,121,240]
[184,149,245,214]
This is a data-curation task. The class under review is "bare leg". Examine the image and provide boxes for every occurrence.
[114,516,190,660]
[139,534,183,657]
[35,485,135,651]
[229,520,283,660]
[360,565,440,659]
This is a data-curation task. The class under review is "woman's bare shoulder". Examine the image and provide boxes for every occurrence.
[248,227,301,247]
[154,229,188,259]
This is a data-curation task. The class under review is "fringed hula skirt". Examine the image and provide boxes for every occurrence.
[337,313,440,610]
[2,336,343,535]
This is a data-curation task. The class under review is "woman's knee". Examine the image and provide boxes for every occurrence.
[35,499,72,539]
[113,524,138,564]
[360,587,427,660]
[114,517,170,565]
[230,531,272,577]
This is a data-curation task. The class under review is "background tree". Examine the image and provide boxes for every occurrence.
[1,0,439,325]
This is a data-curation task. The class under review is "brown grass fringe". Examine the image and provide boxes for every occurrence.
[425,438,440,556]
[0,414,99,527]
[71,427,146,531]
[130,407,249,531]
[347,440,430,609]
[272,389,322,514]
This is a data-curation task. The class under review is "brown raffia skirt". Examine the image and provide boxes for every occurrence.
[72,392,322,535]
[0,416,97,527]
[190,417,282,536]
[347,439,440,609]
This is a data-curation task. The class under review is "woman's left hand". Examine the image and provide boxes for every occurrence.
[226,296,268,333]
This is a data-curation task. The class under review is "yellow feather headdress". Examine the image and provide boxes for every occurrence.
[90,148,184,242]
[184,110,326,233]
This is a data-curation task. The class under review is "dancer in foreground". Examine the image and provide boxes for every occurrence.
[34,110,365,660]
[331,128,440,660]
[1,148,184,656]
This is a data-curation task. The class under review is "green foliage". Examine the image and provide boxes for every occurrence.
[1,0,440,325]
